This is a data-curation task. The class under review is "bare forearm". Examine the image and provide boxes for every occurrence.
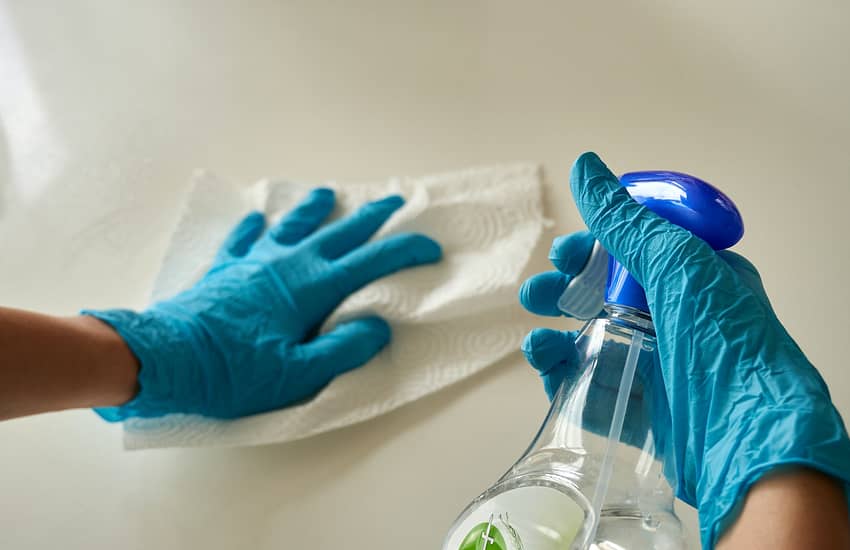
[717,468,850,550]
[0,307,138,420]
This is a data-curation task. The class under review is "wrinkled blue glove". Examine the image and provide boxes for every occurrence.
[85,189,441,420]
[519,152,850,549]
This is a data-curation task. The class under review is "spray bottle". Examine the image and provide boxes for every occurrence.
[442,170,744,550]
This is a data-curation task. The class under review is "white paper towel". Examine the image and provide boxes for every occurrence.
[123,164,547,449]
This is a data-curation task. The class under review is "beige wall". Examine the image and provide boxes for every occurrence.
[0,1,847,548]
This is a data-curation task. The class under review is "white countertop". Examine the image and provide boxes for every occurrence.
[1,2,848,548]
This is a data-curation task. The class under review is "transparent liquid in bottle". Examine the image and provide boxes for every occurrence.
[442,307,687,550]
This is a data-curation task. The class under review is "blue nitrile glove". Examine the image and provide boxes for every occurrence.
[84,188,442,421]
[518,229,599,399]
[519,152,850,549]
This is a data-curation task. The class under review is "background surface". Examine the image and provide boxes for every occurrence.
[1,1,848,548]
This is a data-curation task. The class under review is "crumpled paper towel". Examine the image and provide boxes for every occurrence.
[122,164,547,449]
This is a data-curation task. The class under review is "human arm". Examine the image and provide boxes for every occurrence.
[717,468,850,550]
[0,308,138,420]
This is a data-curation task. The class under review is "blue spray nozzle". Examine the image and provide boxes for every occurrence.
[605,171,745,314]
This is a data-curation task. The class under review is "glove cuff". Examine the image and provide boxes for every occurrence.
[81,307,204,421]
[697,401,850,549]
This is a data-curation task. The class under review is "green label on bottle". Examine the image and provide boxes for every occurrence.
[458,520,508,550]
[446,486,585,550]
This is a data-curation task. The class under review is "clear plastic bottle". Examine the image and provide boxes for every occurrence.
[442,305,684,550]
[442,170,744,550]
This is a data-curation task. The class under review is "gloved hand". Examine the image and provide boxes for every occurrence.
[519,152,850,549]
[85,188,442,420]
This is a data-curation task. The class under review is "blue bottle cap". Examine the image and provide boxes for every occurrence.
[605,171,745,313]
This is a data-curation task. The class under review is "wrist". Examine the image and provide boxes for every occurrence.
[81,306,210,420]
[71,315,140,407]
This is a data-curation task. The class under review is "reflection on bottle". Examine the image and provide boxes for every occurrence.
[498,513,524,550]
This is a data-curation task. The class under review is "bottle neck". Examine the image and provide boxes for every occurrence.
[603,304,655,337]
[508,308,674,509]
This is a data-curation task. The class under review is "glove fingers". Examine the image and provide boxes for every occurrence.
[521,328,579,400]
[268,188,335,245]
[549,231,596,275]
[213,211,266,264]
[570,152,712,288]
[520,232,604,318]
[518,271,570,317]
[312,195,406,259]
[288,317,391,397]
[333,232,442,295]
